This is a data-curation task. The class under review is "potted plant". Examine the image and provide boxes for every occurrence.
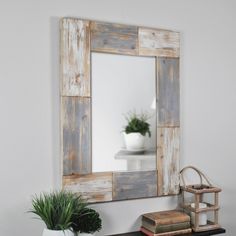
[123,111,151,151]
[72,208,102,236]
[30,191,87,236]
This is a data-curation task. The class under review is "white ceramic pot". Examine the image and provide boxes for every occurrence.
[124,132,145,150]
[42,229,74,236]
[79,233,95,236]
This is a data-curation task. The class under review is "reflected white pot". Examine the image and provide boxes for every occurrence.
[42,229,74,236]
[124,132,145,150]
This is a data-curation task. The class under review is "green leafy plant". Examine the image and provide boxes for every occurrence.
[30,191,87,231]
[72,208,102,234]
[124,111,151,137]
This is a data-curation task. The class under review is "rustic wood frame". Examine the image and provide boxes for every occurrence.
[60,18,180,202]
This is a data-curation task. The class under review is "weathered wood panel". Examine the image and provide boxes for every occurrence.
[91,21,138,55]
[139,28,180,57]
[113,171,157,200]
[63,173,112,203]
[157,128,180,196]
[62,97,91,175]
[158,57,180,127]
[60,18,90,96]
[60,18,181,200]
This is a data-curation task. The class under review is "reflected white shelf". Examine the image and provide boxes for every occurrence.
[114,149,156,171]
[114,149,156,160]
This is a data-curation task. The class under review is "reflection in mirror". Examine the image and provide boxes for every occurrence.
[92,53,156,172]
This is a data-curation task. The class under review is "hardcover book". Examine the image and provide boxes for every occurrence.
[140,227,192,236]
[142,220,190,233]
[142,210,190,226]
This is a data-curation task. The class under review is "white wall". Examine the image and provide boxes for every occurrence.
[0,0,235,235]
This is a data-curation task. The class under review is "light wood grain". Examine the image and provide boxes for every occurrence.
[91,21,138,55]
[157,128,180,196]
[113,170,157,200]
[157,57,180,127]
[139,28,180,57]
[60,18,90,96]
[63,173,112,203]
[61,97,91,175]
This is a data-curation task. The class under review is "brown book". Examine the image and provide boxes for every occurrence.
[142,220,190,233]
[140,227,192,236]
[142,210,190,226]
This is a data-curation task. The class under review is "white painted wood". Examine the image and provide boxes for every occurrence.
[157,128,180,196]
[139,28,180,57]
[60,18,90,96]
[63,173,112,203]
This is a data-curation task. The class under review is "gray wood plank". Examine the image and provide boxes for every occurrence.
[60,18,90,96]
[91,21,138,55]
[158,58,180,127]
[113,171,157,200]
[61,97,91,175]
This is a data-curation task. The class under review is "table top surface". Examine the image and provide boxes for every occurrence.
[108,228,226,236]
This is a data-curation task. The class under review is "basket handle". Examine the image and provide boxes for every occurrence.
[180,165,212,187]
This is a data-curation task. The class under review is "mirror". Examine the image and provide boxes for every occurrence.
[60,18,180,202]
[92,53,156,172]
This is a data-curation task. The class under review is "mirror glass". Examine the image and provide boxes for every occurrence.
[92,52,156,172]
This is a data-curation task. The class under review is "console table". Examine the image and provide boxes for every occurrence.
[109,228,226,236]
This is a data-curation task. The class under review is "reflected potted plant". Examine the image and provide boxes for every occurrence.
[123,111,151,151]
[29,191,87,236]
[72,208,102,236]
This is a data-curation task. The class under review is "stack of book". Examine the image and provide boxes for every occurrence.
[140,210,192,236]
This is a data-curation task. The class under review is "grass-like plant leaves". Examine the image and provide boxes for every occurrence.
[30,191,87,231]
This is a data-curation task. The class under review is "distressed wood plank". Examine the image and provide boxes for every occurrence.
[91,21,138,55]
[139,28,180,57]
[60,18,90,96]
[62,97,91,175]
[157,128,180,196]
[158,57,180,127]
[63,173,112,203]
[113,171,157,200]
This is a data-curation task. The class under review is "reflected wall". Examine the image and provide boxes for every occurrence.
[92,53,156,172]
